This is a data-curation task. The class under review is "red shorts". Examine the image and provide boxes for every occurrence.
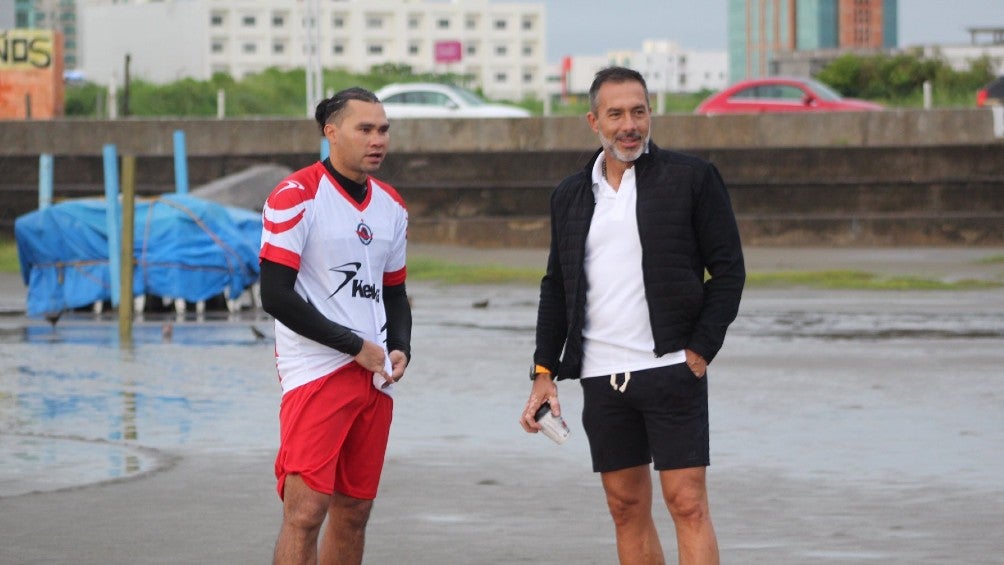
[275,363,393,501]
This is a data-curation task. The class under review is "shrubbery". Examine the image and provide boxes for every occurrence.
[816,52,993,107]
[64,65,497,118]
[64,53,994,117]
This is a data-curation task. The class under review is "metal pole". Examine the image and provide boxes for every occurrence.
[38,153,54,209]
[119,155,136,344]
[304,0,322,116]
[174,129,189,194]
[107,79,118,120]
[217,89,225,119]
[304,0,315,117]
[103,144,121,307]
[123,54,132,117]
[305,55,315,118]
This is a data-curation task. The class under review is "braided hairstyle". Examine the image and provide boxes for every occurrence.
[314,87,380,134]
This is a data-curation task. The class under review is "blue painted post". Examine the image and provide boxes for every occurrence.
[103,144,121,307]
[173,129,189,194]
[38,153,54,209]
[320,138,329,161]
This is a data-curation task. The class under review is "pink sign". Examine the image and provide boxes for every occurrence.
[434,40,462,63]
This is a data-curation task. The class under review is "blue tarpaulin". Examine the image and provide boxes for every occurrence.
[15,194,261,318]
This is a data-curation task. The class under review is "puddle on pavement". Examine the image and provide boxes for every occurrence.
[0,315,278,497]
[426,307,1004,341]
[733,310,1004,340]
[2,287,1003,497]
[0,434,163,497]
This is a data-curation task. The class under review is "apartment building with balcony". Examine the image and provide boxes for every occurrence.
[76,0,545,101]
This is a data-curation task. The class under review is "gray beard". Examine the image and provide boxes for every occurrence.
[599,131,650,163]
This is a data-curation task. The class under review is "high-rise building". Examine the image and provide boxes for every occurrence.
[728,0,897,81]
[14,0,77,69]
[728,0,795,81]
[837,0,897,49]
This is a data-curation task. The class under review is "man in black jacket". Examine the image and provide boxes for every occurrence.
[520,67,744,564]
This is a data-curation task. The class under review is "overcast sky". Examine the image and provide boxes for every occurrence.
[539,0,1003,63]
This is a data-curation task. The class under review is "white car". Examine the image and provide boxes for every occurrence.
[374,83,531,119]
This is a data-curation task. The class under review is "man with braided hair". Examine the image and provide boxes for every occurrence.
[260,87,411,565]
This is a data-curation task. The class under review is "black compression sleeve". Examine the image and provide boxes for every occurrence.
[383,282,412,362]
[259,259,364,356]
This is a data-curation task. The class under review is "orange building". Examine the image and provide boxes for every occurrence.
[0,29,64,120]
[838,0,887,48]
[730,0,897,80]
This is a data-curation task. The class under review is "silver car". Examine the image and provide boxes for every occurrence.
[375,83,531,118]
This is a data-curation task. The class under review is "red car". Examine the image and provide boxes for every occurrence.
[977,76,1004,107]
[694,77,884,115]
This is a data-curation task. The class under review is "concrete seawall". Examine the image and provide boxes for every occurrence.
[2,109,1002,246]
[1,109,999,155]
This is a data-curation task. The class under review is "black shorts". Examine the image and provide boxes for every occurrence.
[580,363,709,473]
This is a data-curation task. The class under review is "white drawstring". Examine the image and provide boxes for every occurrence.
[609,371,631,392]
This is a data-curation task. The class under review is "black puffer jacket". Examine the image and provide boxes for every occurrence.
[533,142,745,380]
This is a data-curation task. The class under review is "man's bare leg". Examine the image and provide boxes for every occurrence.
[274,474,330,565]
[601,464,665,564]
[318,492,374,565]
[659,467,719,565]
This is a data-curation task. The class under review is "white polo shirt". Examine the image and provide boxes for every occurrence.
[580,157,686,378]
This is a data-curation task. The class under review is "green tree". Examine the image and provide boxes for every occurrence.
[127,78,220,117]
[112,66,519,115]
[816,52,993,108]
[64,82,105,116]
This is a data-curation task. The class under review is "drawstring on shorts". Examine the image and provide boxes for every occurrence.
[609,371,631,393]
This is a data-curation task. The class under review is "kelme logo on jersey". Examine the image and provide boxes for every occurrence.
[351,279,381,302]
[328,262,381,303]
[356,222,373,245]
[328,262,362,298]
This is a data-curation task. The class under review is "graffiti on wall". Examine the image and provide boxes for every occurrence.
[1,30,54,70]
[0,29,63,119]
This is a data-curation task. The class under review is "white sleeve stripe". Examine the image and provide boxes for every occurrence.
[263,204,306,223]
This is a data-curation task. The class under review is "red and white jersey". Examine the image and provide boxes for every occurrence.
[260,161,408,395]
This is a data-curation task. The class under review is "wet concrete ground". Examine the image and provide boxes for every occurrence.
[0,247,1002,563]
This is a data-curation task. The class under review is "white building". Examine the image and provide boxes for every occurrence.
[912,44,1004,76]
[558,40,728,99]
[78,0,546,101]
[912,27,1004,76]
[619,40,728,94]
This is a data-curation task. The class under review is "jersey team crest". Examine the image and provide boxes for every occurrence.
[356,221,374,245]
